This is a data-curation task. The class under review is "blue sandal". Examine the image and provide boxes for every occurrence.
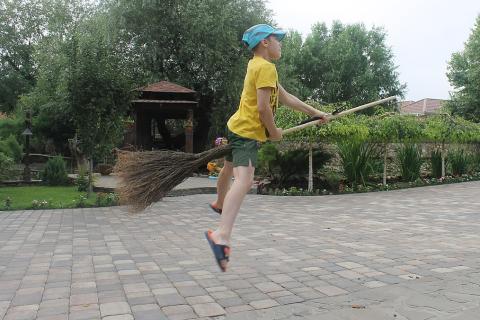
[209,203,222,214]
[205,230,230,272]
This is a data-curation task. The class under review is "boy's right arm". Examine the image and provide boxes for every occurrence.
[257,87,282,141]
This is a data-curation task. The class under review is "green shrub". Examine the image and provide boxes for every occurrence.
[76,168,89,192]
[0,153,14,180]
[95,192,119,206]
[0,135,22,162]
[31,199,49,209]
[42,156,68,185]
[448,149,468,176]
[321,169,344,192]
[430,149,443,178]
[397,144,423,181]
[470,152,480,173]
[0,117,22,140]
[337,139,378,188]
[257,143,279,176]
[3,196,12,210]
[258,143,331,186]
[75,195,88,208]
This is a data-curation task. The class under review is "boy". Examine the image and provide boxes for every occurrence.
[205,24,329,272]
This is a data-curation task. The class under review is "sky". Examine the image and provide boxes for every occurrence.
[265,0,479,101]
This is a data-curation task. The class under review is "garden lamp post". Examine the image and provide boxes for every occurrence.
[22,110,33,182]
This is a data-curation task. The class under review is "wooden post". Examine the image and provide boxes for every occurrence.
[383,143,388,186]
[441,142,446,178]
[185,109,194,153]
[308,145,313,192]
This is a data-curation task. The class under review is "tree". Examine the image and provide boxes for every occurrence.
[298,21,405,107]
[276,30,310,99]
[18,0,97,153]
[447,15,480,122]
[0,0,46,112]
[65,14,133,193]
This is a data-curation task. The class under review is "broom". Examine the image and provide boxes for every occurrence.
[115,96,396,211]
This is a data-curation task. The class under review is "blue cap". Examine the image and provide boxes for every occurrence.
[242,24,286,51]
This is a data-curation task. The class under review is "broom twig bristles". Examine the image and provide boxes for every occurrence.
[114,144,232,212]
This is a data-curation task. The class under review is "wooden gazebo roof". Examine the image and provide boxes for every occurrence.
[131,81,198,117]
[137,81,196,93]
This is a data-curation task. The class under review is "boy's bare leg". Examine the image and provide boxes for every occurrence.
[211,160,233,210]
[210,164,255,247]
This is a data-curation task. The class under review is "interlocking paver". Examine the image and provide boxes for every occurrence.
[100,301,131,317]
[131,303,167,320]
[161,304,196,320]
[0,181,479,319]
[37,298,68,317]
[0,301,10,319]
[69,292,98,306]
[102,315,133,320]
[191,302,225,317]
[12,287,44,306]
[3,304,38,320]
[249,298,280,309]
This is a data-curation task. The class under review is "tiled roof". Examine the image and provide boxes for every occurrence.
[137,81,196,93]
[400,98,447,115]
[399,100,415,108]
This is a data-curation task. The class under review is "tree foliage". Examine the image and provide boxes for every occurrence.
[447,14,480,122]
[0,0,46,112]
[275,102,480,144]
[298,21,405,106]
[65,14,133,159]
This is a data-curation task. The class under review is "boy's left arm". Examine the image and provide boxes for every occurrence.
[278,84,329,122]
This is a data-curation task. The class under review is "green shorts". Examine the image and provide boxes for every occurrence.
[225,130,260,167]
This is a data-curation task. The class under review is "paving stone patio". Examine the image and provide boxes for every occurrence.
[0,181,479,319]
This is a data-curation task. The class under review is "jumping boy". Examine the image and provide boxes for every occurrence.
[205,24,329,272]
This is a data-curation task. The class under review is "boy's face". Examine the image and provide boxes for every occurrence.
[264,35,282,61]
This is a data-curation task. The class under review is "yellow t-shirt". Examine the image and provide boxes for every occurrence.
[227,56,279,142]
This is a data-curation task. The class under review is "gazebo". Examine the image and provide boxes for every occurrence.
[131,81,198,152]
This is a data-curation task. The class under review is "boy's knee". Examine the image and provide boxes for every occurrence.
[242,178,254,192]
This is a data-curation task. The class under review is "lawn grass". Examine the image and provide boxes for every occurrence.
[0,186,98,210]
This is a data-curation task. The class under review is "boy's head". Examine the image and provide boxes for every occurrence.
[242,24,286,59]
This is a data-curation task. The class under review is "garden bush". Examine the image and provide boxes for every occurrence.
[257,143,331,187]
[337,139,378,188]
[397,144,423,181]
[0,153,14,180]
[430,149,443,178]
[470,151,480,173]
[95,192,119,206]
[0,117,22,140]
[41,156,68,185]
[448,149,468,176]
[76,168,89,192]
[321,169,344,192]
[0,135,22,162]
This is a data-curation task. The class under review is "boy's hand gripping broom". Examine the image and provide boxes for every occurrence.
[114,96,396,211]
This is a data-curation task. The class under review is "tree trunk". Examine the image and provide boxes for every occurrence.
[68,136,88,173]
[88,158,93,197]
[383,143,388,186]
[308,145,313,192]
[441,142,446,178]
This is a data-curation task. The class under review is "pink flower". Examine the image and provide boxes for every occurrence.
[215,137,227,146]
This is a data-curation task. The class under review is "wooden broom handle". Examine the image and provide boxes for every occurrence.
[282,96,397,135]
